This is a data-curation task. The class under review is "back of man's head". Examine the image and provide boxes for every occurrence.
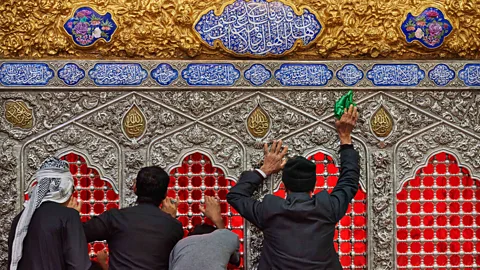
[282,156,316,192]
[135,166,169,206]
[188,224,216,236]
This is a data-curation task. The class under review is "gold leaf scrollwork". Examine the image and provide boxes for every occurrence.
[122,104,146,140]
[247,104,271,138]
[370,106,393,138]
[4,100,34,129]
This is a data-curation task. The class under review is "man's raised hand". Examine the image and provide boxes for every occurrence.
[200,195,225,229]
[260,140,288,176]
[335,105,359,145]
[161,197,178,219]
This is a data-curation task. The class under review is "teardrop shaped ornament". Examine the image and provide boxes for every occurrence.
[246,104,271,138]
[370,106,393,138]
[122,104,147,140]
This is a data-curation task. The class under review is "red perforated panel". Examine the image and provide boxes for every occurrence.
[168,152,244,269]
[396,152,480,269]
[61,153,120,257]
[273,152,367,269]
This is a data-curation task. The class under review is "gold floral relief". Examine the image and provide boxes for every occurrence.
[0,0,479,59]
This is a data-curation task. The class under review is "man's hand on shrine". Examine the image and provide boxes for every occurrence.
[161,197,178,219]
[335,104,358,145]
[260,140,288,176]
[200,196,225,229]
[96,250,109,270]
[66,197,82,212]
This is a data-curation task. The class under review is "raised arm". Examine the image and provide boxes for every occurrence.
[227,140,288,229]
[200,195,225,229]
[329,105,360,222]
[63,210,92,270]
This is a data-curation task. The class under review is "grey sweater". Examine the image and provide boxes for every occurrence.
[169,229,240,270]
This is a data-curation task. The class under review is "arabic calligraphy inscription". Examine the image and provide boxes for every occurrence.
[370,106,393,138]
[89,63,148,86]
[122,104,147,140]
[182,64,240,86]
[366,64,425,86]
[459,64,480,86]
[247,104,271,138]
[194,0,322,57]
[4,100,34,129]
[274,64,333,86]
[0,63,54,86]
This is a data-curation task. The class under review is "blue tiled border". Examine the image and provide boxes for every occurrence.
[0,60,478,89]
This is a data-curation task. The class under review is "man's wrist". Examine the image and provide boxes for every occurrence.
[255,168,268,178]
[212,216,225,229]
[339,135,352,145]
[258,166,272,177]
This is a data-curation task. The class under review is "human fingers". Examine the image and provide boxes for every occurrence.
[270,140,277,153]
[275,140,283,154]
[263,143,269,155]
[348,104,354,115]
[281,145,288,157]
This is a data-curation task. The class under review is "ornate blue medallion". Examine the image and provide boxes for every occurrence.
[182,64,240,86]
[151,64,178,86]
[459,64,480,86]
[274,64,333,86]
[401,7,452,49]
[58,63,85,86]
[336,64,364,86]
[367,64,425,86]
[64,7,117,47]
[194,0,322,57]
[88,63,148,86]
[0,63,54,86]
[244,64,271,86]
[428,64,455,86]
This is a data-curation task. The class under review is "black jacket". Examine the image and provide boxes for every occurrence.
[227,145,360,270]
[83,203,184,270]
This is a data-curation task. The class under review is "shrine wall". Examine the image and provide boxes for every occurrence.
[1,0,480,269]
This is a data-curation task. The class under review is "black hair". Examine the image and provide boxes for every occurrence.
[188,224,217,236]
[135,166,170,206]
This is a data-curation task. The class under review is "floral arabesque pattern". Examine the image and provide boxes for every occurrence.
[64,7,117,47]
[401,7,452,49]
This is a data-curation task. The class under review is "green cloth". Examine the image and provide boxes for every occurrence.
[334,90,356,119]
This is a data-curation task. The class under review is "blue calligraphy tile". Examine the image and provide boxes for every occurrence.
[0,63,54,86]
[366,64,425,86]
[151,64,178,86]
[194,0,322,56]
[428,64,455,86]
[244,64,271,86]
[401,7,452,49]
[64,7,117,47]
[58,63,85,86]
[459,64,480,86]
[274,64,333,86]
[336,64,364,86]
[88,63,148,86]
[181,64,240,86]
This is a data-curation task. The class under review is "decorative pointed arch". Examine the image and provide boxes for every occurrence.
[396,151,480,268]
[167,151,244,270]
[273,150,367,269]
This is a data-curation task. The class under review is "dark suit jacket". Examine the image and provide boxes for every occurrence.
[83,203,184,270]
[227,145,360,270]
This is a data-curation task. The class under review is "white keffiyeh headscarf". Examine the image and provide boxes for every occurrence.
[10,157,74,270]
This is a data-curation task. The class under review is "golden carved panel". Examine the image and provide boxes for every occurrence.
[4,100,33,129]
[0,0,478,59]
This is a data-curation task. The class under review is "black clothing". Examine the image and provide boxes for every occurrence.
[227,145,360,270]
[83,203,184,270]
[282,156,316,192]
[7,202,91,270]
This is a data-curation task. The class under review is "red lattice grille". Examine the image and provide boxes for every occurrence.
[273,152,367,269]
[61,153,120,257]
[396,152,480,269]
[168,152,244,269]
